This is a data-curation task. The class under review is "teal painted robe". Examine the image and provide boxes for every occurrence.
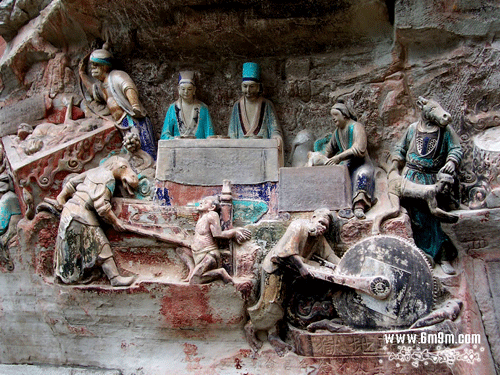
[322,121,375,208]
[160,101,214,140]
[393,122,463,259]
[228,97,282,140]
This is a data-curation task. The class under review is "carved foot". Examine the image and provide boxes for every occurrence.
[102,258,136,287]
[244,321,262,352]
[268,333,293,357]
[440,260,456,275]
[307,319,353,333]
[354,207,366,219]
[110,275,136,287]
[338,208,353,219]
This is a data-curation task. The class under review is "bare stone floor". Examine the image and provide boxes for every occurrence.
[0,365,121,374]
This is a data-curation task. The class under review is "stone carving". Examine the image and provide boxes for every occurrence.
[176,195,251,284]
[228,62,284,165]
[0,145,21,271]
[410,299,462,329]
[160,71,215,140]
[290,129,314,167]
[390,97,463,275]
[310,100,375,219]
[0,0,50,41]
[331,235,435,329]
[53,156,138,286]
[12,96,100,155]
[372,170,459,235]
[244,208,340,355]
[79,45,157,160]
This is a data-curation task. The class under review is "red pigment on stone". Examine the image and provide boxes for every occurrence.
[183,342,198,357]
[34,250,53,276]
[160,285,222,327]
[37,224,58,249]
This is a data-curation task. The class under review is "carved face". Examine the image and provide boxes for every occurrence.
[330,108,347,129]
[112,159,139,195]
[17,123,33,140]
[198,197,216,213]
[309,213,330,236]
[417,97,452,127]
[241,81,260,99]
[178,83,196,101]
[90,62,109,81]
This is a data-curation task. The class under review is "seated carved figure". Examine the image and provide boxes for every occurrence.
[54,156,139,286]
[311,100,375,219]
[228,62,284,165]
[390,96,463,275]
[176,196,251,285]
[161,71,215,140]
[245,208,340,355]
[79,45,157,160]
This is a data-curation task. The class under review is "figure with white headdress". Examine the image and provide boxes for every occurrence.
[79,45,158,160]
[160,71,215,140]
[228,62,284,165]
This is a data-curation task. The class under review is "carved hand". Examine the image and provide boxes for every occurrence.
[440,161,456,175]
[325,155,340,166]
[112,219,126,232]
[234,228,252,243]
[79,52,91,75]
[298,264,310,278]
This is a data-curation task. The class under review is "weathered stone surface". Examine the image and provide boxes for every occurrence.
[278,166,352,212]
[156,138,280,185]
[3,121,122,214]
[0,365,121,375]
[0,94,47,136]
[0,0,499,373]
[473,127,500,189]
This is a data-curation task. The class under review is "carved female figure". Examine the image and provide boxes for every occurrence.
[323,100,375,219]
[160,71,215,140]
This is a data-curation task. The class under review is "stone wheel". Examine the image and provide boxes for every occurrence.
[333,235,435,329]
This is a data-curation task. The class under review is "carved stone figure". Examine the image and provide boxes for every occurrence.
[176,195,251,284]
[372,170,459,235]
[228,62,284,165]
[79,46,157,159]
[410,299,462,329]
[312,100,375,219]
[13,96,100,155]
[0,145,21,271]
[160,71,215,140]
[390,97,463,275]
[54,156,139,286]
[244,208,340,355]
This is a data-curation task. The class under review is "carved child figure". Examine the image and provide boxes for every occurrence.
[390,96,463,274]
[176,196,251,285]
[54,156,139,286]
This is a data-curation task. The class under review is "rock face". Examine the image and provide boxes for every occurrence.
[1,0,500,374]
